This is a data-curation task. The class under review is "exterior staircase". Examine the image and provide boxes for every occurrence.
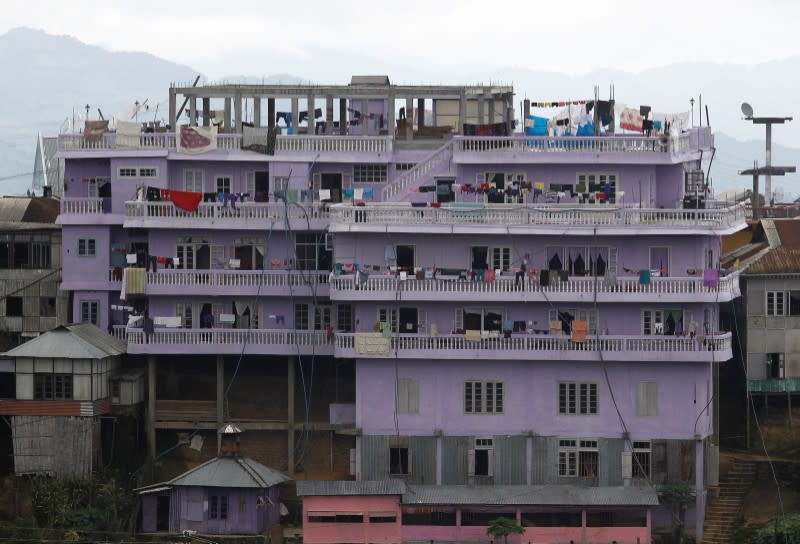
[381,139,454,201]
[702,458,757,544]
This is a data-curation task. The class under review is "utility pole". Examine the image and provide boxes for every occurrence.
[740,103,792,208]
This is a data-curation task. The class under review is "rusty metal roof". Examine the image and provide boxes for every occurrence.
[743,219,800,274]
[0,197,59,224]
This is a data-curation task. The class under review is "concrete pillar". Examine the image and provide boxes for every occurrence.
[202,97,210,127]
[339,98,347,135]
[478,94,485,124]
[417,98,425,129]
[307,94,315,135]
[525,436,533,485]
[291,97,299,134]
[458,91,467,134]
[430,98,437,127]
[435,436,443,485]
[234,94,243,133]
[147,355,156,460]
[188,96,196,127]
[326,95,334,134]
[387,93,395,137]
[523,99,531,126]
[216,355,224,451]
[487,94,495,124]
[287,356,296,473]
[695,438,705,542]
[224,97,232,133]
[254,97,261,128]
[268,98,275,130]
[405,97,413,140]
[168,87,177,129]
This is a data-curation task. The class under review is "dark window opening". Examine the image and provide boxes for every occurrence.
[334,514,363,523]
[0,372,15,398]
[395,245,414,271]
[156,496,170,532]
[34,374,73,400]
[461,512,513,526]
[768,353,785,379]
[436,178,455,203]
[586,510,647,527]
[521,512,582,527]
[369,514,397,523]
[40,297,57,317]
[474,449,490,476]
[308,514,336,523]
[320,173,343,203]
[402,511,456,526]
[398,307,418,334]
[471,246,488,270]
[6,297,22,317]
[389,447,409,475]
[790,291,800,316]
[337,304,353,333]
[13,243,28,268]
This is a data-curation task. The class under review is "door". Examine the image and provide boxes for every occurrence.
[471,246,488,270]
[649,247,670,277]
[399,307,418,333]
[396,245,415,271]
[156,495,170,532]
[255,171,269,200]
[436,178,455,203]
[321,173,342,203]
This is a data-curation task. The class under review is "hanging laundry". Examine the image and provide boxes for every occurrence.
[146,187,161,201]
[571,320,588,343]
[619,108,644,132]
[639,269,651,285]
[539,269,550,287]
[84,120,109,142]
[116,120,141,148]
[177,125,218,154]
[703,268,719,289]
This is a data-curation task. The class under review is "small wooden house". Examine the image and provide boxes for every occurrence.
[138,424,290,534]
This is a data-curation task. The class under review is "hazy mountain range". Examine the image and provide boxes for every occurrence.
[1,27,798,199]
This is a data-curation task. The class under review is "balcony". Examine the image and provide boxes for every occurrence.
[123,201,329,230]
[330,272,740,303]
[145,269,329,296]
[335,332,732,362]
[123,328,333,356]
[56,132,393,161]
[327,202,748,235]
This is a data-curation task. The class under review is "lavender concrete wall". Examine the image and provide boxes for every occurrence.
[63,158,111,198]
[168,485,279,534]
[62,225,111,287]
[356,359,714,439]
[72,290,110,331]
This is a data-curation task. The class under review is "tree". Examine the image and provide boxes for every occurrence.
[486,516,525,544]
[660,482,694,543]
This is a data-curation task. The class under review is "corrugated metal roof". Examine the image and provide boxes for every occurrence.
[165,456,291,489]
[0,197,59,224]
[4,323,126,359]
[402,485,659,506]
[744,247,800,274]
[296,480,407,496]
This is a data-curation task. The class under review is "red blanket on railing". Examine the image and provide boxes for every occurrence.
[169,189,202,212]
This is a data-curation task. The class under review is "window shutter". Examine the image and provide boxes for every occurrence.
[622,451,632,480]
[212,303,224,325]
[608,247,618,274]
[211,245,226,269]
[397,379,409,414]
[647,382,659,416]
[487,448,494,477]
[312,173,322,198]
[455,307,464,331]
[417,311,426,334]
[245,171,255,195]
[548,308,558,322]
[408,379,419,414]
[407,449,413,475]
[467,449,475,477]
[349,448,356,475]
[636,382,648,416]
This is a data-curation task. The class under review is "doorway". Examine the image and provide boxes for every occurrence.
[399,307,418,334]
[471,246,488,270]
[321,173,342,203]
[395,245,415,271]
[436,178,455,203]
[156,495,170,532]
[254,171,269,202]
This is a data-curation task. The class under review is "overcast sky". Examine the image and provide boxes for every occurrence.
[2,0,799,78]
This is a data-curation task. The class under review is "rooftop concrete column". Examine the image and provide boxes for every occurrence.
[339,98,347,135]
[287,356,296,473]
[430,98,436,127]
[234,93,243,133]
[405,97,413,140]
[147,355,156,460]
[487,94,495,124]
[168,87,177,129]
[216,355,224,451]
[478,94,485,124]
[325,95,334,135]
[523,99,531,126]
[387,93,395,137]
[417,98,425,129]
[224,97,232,133]
[361,98,369,136]
[188,96,197,127]
[307,94,316,135]
[291,97,299,134]
[458,91,467,134]
[268,98,275,130]
[253,97,261,128]
[202,97,210,127]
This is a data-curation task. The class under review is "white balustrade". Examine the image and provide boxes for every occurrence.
[124,201,329,223]
[275,135,393,154]
[124,328,331,348]
[146,269,329,289]
[60,198,105,214]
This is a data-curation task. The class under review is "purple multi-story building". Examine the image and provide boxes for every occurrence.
[54,75,743,540]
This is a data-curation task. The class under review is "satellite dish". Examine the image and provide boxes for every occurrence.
[741,102,753,118]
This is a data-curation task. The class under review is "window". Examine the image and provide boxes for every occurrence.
[295,232,330,271]
[118,167,137,177]
[544,246,611,277]
[471,437,494,477]
[0,234,52,269]
[336,304,353,333]
[5,297,22,317]
[395,163,416,171]
[559,439,598,478]
[175,301,193,328]
[295,303,309,330]
[176,237,210,270]
[461,512,509,526]
[402,510,456,526]
[521,512,582,527]
[490,247,511,272]
[464,380,503,414]
[87,176,111,198]
[632,441,651,480]
[369,513,397,523]
[461,307,503,333]
[389,447,410,475]
[548,308,598,335]
[80,300,98,325]
[34,374,73,400]
[40,297,57,317]
[111,380,121,401]
[239,497,247,513]
[215,176,231,194]
[314,305,332,331]
[209,495,228,520]
[636,382,659,416]
[768,353,785,379]
[559,382,598,415]
[233,237,265,270]
[353,163,388,183]
[586,510,647,527]
[273,176,289,194]
[184,169,204,192]
[767,291,786,316]
[139,167,158,177]
[378,307,398,333]
[397,378,419,414]
[77,238,96,257]
[642,309,683,335]
[576,173,617,202]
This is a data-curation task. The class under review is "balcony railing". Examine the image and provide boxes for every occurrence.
[123,327,333,355]
[328,202,748,230]
[123,201,329,226]
[335,332,732,362]
[454,135,666,154]
[146,269,329,292]
[60,197,106,215]
[330,272,740,303]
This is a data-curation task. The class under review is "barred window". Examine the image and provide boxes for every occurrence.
[353,164,388,183]
[464,380,503,414]
[559,382,597,415]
